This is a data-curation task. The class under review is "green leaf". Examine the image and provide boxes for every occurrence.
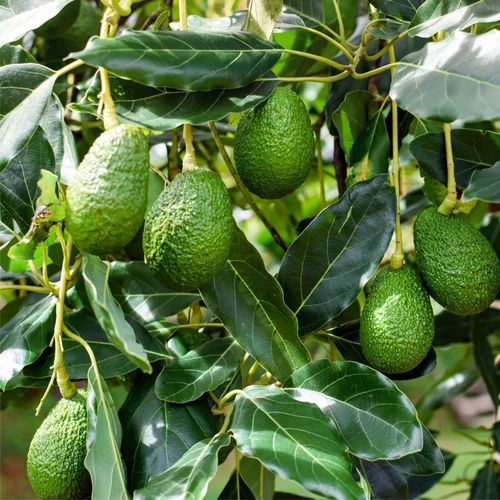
[463,162,500,202]
[155,337,244,403]
[108,261,198,330]
[0,0,75,45]
[71,73,278,132]
[0,44,37,65]
[410,129,500,188]
[349,109,390,184]
[278,176,396,335]
[134,433,233,500]
[85,366,128,500]
[0,64,57,170]
[247,0,283,39]
[470,462,499,499]
[283,0,325,26]
[408,0,500,38]
[368,0,425,21]
[71,30,283,91]
[239,456,275,500]
[361,460,408,500]
[230,385,364,500]
[390,426,445,476]
[367,19,409,40]
[331,91,378,159]
[390,31,500,122]
[200,228,310,383]
[119,370,217,490]
[285,360,423,460]
[82,254,152,374]
[0,295,56,390]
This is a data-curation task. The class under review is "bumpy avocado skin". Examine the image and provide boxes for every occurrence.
[66,124,149,255]
[143,169,233,291]
[234,87,315,199]
[414,207,500,315]
[27,389,90,500]
[360,266,434,374]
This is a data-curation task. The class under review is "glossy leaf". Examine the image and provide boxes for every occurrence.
[71,73,278,132]
[200,228,310,383]
[86,366,128,500]
[470,462,499,499]
[220,472,255,500]
[0,0,74,45]
[134,433,232,500]
[239,456,275,500]
[407,451,456,498]
[361,460,408,500]
[283,0,325,26]
[71,30,283,91]
[231,385,364,500]
[82,254,151,373]
[368,0,425,21]
[390,31,500,122]
[286,360,423,460]
[0,295,56,390]
[408,0,500,38]
[463,162,500,202]
[0,44,36,65]
[108,261,198,329]
[410,129,500,188]
[155,338,244,403]
[119,370,216,490]
[0,64,57,170]
[367,19,409,40]
[278,176,396,335]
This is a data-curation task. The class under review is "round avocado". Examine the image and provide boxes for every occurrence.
[65,124,149,256]
[360,265,434,374]
[234,87,315,199]
[413,207,500,315]
[143,168,234,291]
[27,389,90,500]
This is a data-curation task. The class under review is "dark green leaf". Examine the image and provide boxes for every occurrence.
[470,462,499,499]
[119,369,216,490]
[231,385,364,500]
[0,44,36,65]
[82,254,151,373]
[200,228,310,383]
[0,64,57,170]
[134,433,233,500]
[368,0,425,21]
[283,0,324,26]
[278,176,396,335]
[407,451,455,498]
[463,162,500,202]
[85,366,128,500]
[239,456,275,500]
[361,460,408,499]
[155,338,244,403]
[71,73,278,132]
[367,19,409,40]
[0,0,74,45]
[408,0,500,38]
[220,472,255,500]
[410,129,500,188]
[493,421,500,452]
[286,360,423,460]
[390,31,500,122]
[390,426,445,476]
[71,30,283,91]
[108,261,198,329]
[0,295,56,390]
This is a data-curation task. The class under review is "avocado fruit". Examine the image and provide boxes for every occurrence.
[413,207,500,315]
[234,87,315,199]
[143,168,233,291]
[360,265,434,374]
[27,389,90,500]
[66,124,149,255]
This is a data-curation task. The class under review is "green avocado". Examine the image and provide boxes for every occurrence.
[35,0,81,39]
[360,265,434,374]
[66,124,149,255]
[234,87,315,199]
[143,168,233,291]
[27,389,90,500]
[413,207,500,315]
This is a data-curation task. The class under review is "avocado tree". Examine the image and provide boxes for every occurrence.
[1,0,499,498]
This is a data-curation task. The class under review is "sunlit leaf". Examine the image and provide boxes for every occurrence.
[463,162,500,202]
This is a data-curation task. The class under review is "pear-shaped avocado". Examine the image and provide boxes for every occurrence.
[234,87,315,199]
[66,124,149,255]
[143,168,233,291]
[27,389,90,500]
[360,265,434,374]
[414,207,500,315]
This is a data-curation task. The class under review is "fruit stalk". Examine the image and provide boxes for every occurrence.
[388,45,403,270]
[437,122,458,215]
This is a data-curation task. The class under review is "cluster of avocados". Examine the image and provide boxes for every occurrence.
[360,206,500,375]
